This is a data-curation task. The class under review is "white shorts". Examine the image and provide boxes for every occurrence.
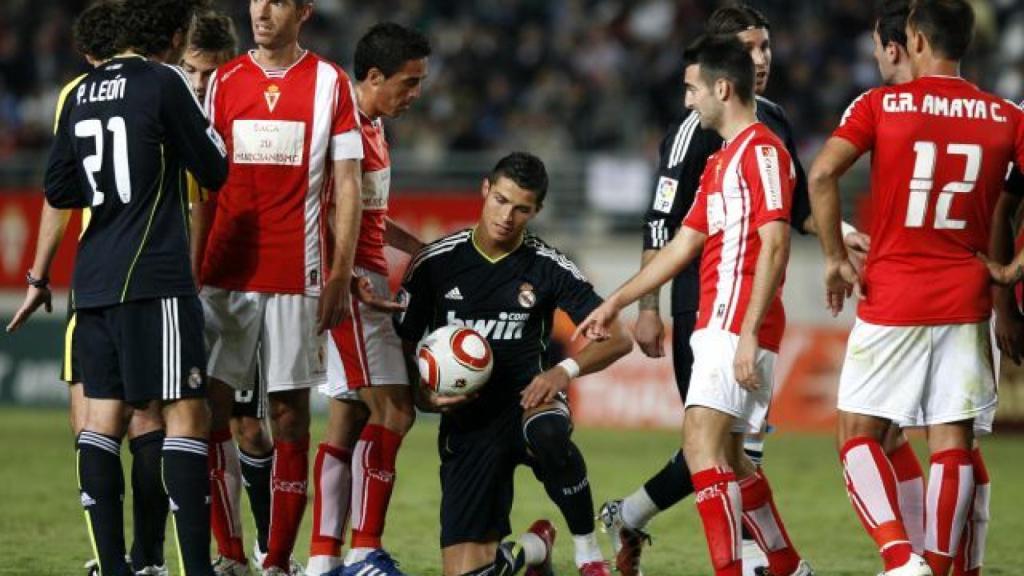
[320,269,409,401]
[201,286,327,393]
[684,328,776,434]
[838,319,997,430]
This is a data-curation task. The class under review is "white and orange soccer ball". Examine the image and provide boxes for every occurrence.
[416,325,493,396]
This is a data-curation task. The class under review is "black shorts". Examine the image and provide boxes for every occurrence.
[438,394,570,547]
[60,291,81,384]
[671,310,697,403]
[76,296,207,405]
[232,353,266,419]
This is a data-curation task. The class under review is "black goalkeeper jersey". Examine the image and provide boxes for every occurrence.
[642,96,811,315]
[44,55,227,308]
[394,228,603,431]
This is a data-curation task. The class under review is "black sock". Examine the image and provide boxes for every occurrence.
[162,437,213,576]
[239,447,273,554]
[78,431,132,576]
[493,540,529,576]
[642,449,695,510]
[525,413,595,536]
[129,430,167,569]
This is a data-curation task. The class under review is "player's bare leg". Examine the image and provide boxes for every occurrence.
[232,413,273,565]
[521,401,607,575]
[307,398,368,574]
[264,388,311,572]
[342,385,415,571]
[68,382,88,435]
[883,425,926,554]
[837,411,928,575]
[922,421,975,576]
[126,401,169,573]
[207,378,250,572]
[441,522,555,576]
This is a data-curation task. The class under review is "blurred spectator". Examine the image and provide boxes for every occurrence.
[0,0,1019,166]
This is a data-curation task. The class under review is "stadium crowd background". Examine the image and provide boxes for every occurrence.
[0,0,1022,173]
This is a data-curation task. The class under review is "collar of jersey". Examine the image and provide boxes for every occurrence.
[248,48,309,78]
[471,226,524,264]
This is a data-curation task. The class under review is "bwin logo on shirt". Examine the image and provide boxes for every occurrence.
[447,310,529,340]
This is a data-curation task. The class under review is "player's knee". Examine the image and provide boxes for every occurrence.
[232,417,270,453]
[523,411,574,471]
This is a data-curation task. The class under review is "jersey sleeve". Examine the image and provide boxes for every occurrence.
[682,181,709,234]
[551,257,604,325]
[331,68,363,162]
[744,141,793,228]
[642,115,707,250]
[393,252,435,342]
[43,86,86,209]
[1014,101,1024,174]
[160,65,228,191]
[832,90,877,154]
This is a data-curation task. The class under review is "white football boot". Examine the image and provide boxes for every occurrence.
[879,553,933,576]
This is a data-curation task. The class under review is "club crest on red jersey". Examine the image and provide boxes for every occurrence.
[264,84,281,112]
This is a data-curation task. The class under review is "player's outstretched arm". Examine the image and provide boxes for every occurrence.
[573,226,705,342]
[809,136,864,316]
[635,249,665,358]
[318,157,363,333]
[384,217,425,256]
[734,221,789,391]
[6,202,70,332]
[521,317,633,410]
[988,190,1024,364]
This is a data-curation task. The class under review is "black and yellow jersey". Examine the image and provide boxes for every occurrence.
[44,55,227,308]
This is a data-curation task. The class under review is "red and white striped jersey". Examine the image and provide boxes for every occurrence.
[354,112,390,275]
[200,50,363,295]
[683,123,794,352]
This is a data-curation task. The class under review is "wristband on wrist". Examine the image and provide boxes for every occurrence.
[840,221,858,238]
[25,271,49,289]
[557,358,581,379]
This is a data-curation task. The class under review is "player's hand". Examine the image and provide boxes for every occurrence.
[317,274,352,333]
[734,331,760,391]
[5,285,53,333]
[634,309,665,358]
[843,231,871,276]
[351,275,405,313]
[573,298,621,342]
[520,366,571,410]
[824,258,863,317]
[418,389,477,413]
[995,305,1024,366]
[976,252,1024,286]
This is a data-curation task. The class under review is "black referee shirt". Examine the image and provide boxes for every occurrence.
[642,96,811,315]
[44,55,227,308]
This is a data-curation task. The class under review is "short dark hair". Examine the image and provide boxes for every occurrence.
[118,0,204,57]
[354,23,432,81]
[908,0,974,60]
[683,34,755,105]
[73,0,123,61]
[706,3,771,35]
[489,152,549,205]
[187,9,237,56]
[876,0,911,48]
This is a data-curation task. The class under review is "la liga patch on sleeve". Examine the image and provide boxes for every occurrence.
[652,176,678,213]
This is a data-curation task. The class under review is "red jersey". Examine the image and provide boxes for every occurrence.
[201,51,363,295]
[683,123,793,352]
[355,112,390,275]
[834,77,1024,325]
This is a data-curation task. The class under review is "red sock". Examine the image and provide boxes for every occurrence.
[840,437,912,571]
[925,449,974,576]
[310,442,353,558]
[889,441,926,554]
[953,448,989,576]
[264,435,310,570]
[692,467,742,576]
[209,428,245,563]
[349,424,403,550]
[739,469,800,576]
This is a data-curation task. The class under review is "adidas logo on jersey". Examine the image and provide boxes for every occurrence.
[447,310,528,341]
[445,287,464,300]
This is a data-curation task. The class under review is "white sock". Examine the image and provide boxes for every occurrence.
[519,532,547,566]
[344,547,374,565]
[621,487,660,530]
[573,532,603,567]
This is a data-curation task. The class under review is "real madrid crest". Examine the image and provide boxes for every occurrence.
[518,282,536,308]
[188,367,204,389]
[264,84,281,112]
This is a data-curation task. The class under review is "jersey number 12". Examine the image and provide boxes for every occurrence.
[905,141,981,230]
[75,116,131,206]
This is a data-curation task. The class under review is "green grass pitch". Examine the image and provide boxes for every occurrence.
[1,406,1021,575]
